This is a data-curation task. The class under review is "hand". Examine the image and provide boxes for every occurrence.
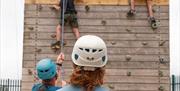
[57,52,65,64]
[61,80,67,87]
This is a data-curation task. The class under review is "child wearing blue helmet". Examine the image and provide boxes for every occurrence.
[32,57,66,91]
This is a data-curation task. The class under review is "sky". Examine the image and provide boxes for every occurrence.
[0,0,180,79]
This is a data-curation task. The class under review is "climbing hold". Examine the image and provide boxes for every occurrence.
[159,71,163,77]
[158,86,164,91]
[51,34,56,38]
[36,48,42,53]
[101,20,107,26]
[159,40,166,46]
[111,41,116,45]
[142,42,148,46]
[108,85,115,89]
[152,8,156,13]
[28,69,33,75]
[148,17,158,29]
[38,5,43,11]
[28,27,34,30]
[126,29,131,32]
[125,55,132,61]
[151,22,158,29]
[127,9,136,18]
[127,71,131,76]
[85,5,90,12]
[159,57,166,64]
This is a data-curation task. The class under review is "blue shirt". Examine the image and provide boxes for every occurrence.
[56,85,109,91]
[32,83,62,91]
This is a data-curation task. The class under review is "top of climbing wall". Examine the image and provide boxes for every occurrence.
[25,0,169,5]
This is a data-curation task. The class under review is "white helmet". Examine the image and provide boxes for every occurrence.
[71,35,108,67]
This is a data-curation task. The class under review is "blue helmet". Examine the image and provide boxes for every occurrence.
[36,58,57,80]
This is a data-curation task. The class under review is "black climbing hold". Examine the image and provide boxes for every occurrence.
[142,42,148,46]
[127,71,131,76]
[28,27,34,30]
[101,20,106,26]
[159,86,164,91]
[126,55,132,61]
[85,5,90,12]
[159,71,163,77]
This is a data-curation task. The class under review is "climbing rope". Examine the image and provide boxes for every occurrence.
[59,0,66,82]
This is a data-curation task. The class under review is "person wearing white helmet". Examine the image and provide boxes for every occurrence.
[56,35,109,91]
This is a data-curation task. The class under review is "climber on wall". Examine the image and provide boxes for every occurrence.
[32,57,66,91]
[51,0,80,50]
[127,0,158,29]
[56,35,109,91]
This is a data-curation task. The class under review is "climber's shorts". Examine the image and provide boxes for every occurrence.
[59,13,79,28]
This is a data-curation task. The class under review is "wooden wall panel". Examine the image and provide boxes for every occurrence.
[22,4,170,91]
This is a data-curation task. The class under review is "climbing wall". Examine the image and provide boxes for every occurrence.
[22,3,169,91]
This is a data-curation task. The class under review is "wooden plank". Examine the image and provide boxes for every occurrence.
[30,18,168,27]
[23,54,35,60]
[22,74,164,83]
[23,53,169,62]
[22,67,169,77]
[24,25,169,34]
[160,77,170,84]
[23,61,162,69]
[24,39,169,48]
[23,46,36,53]
[21,82,34,90]
[24,18,37,25]
[24,32,35,39]
[23,61,36,68]
[28,33,169,41]
[26,11,168,20]
[23,10,169,20]
[25,5,168,13]
[23,46,169,55]
[25,4,37,11]
[25,11,37,18]
[105,83,170,91]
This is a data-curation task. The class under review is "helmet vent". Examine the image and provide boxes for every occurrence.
[102,56,106,62]
[87,57,94,61]
[99,49,103,52]
[75,54,79,60]
[45,69,49,72]
[92,49,97,53]
[79,48,83,50]
[85,49,90,52]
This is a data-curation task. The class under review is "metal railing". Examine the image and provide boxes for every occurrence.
[0,79,21,91]
[171,75,180,91]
